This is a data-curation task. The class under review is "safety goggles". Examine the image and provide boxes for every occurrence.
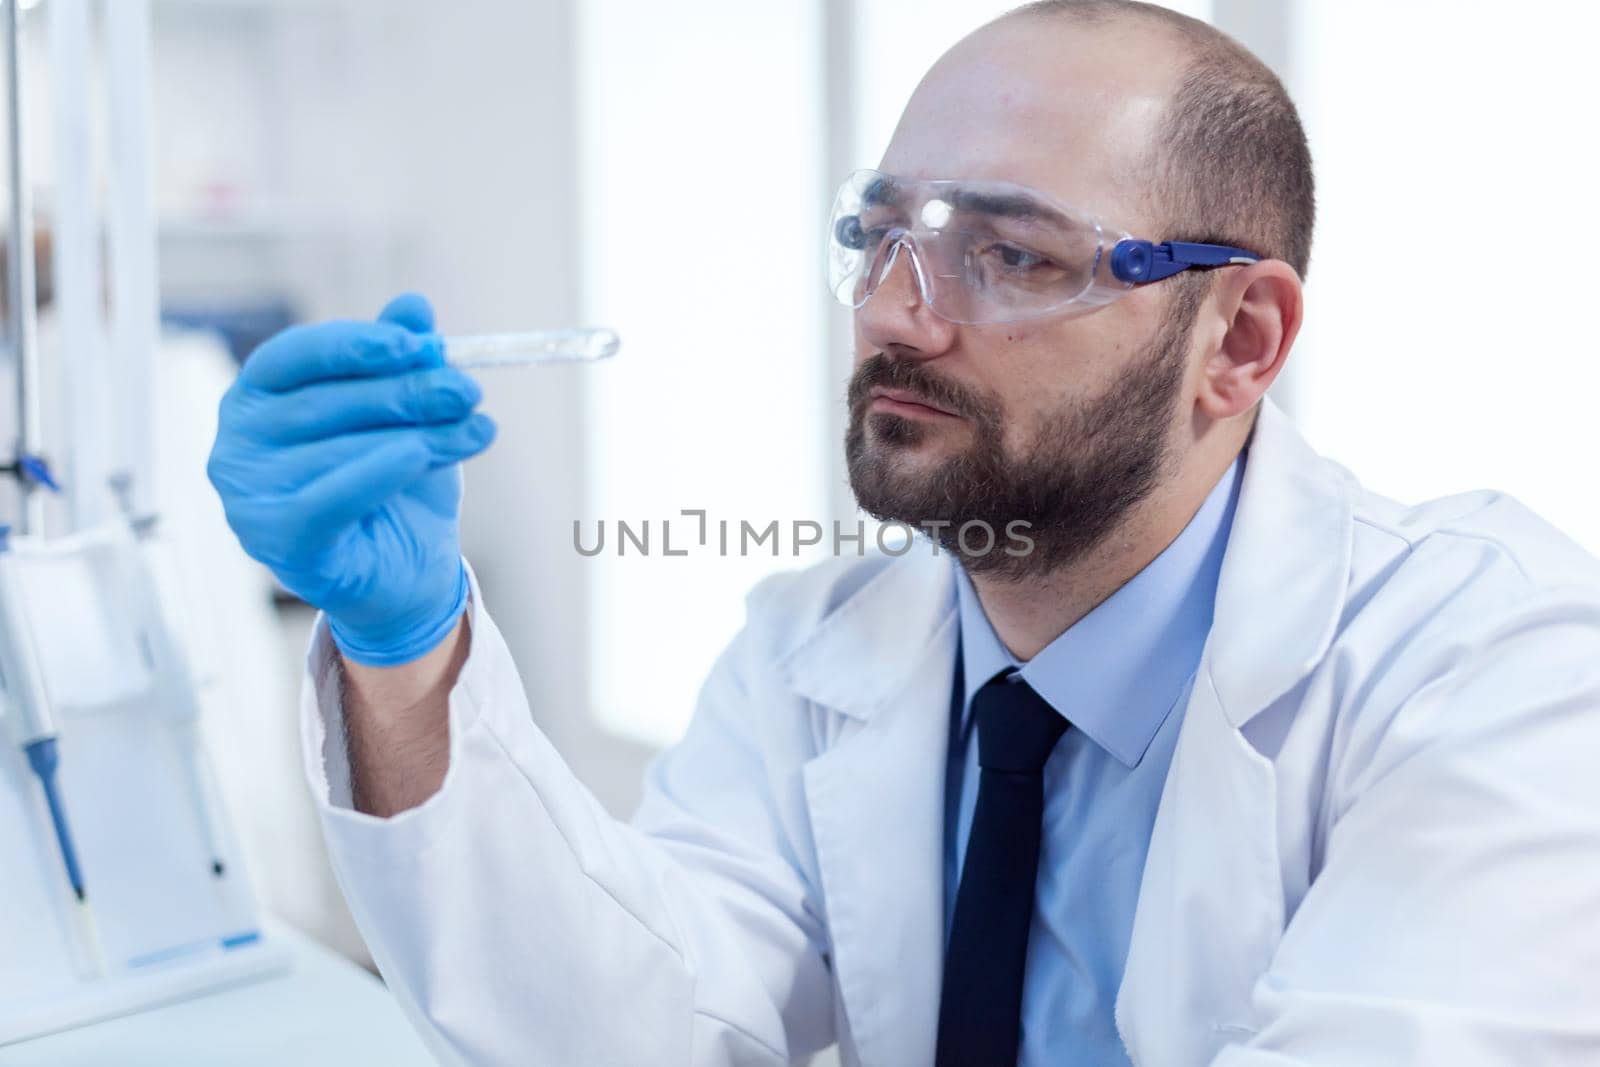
[827,169,1263,325]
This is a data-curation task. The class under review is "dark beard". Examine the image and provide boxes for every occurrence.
[844,306,1195,582]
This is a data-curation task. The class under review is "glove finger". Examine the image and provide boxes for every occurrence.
[292,415,497,532]
[239,320,443,393]
[378,292,435,334]
[235,366,483,445]
[215,415,495,500]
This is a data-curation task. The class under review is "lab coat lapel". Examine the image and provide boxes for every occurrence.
[783,551,958,1067]
[1114,666,1285,1064]
[1115,396,1356,1061]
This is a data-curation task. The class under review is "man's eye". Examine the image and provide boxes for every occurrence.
[987,242,1048,270]
[834,215,867,250]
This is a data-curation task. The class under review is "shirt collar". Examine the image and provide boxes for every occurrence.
[956,448,1245,768]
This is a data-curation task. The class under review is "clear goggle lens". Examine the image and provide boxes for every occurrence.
[827,169,1135,325]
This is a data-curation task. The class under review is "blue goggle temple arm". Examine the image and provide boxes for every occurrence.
[1110,239,1263,284]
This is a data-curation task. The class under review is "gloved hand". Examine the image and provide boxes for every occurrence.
[206,293,496,666]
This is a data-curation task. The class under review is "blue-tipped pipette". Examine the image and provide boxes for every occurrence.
[22,737,85,898]
[0,532,107,976]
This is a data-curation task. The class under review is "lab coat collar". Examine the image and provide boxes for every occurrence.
[778,542,959,721]
[781,394,1353,731]
[1206,394,1355,725]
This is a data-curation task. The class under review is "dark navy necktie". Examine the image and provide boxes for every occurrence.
[935,670,1069,1067]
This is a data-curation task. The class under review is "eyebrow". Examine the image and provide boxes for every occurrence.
[945,188,1070,226]
[861,178,1070,226]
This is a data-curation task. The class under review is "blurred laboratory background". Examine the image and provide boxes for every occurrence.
[2,0,1596,974]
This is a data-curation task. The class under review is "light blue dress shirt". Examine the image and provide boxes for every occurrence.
[944,449,1244,1064]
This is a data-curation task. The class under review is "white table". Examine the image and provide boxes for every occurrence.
[0,924,435,1066]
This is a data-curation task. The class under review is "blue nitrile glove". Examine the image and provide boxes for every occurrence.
[206,293,496,666]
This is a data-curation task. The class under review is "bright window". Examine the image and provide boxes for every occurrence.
[1289,1,1600,554]
[578,1,830,746]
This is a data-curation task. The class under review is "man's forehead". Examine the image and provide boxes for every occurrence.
[878,16,1176,221]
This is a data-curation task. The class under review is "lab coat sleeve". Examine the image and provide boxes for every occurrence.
[1212,589,1600,1065]
[299,564,833,1066]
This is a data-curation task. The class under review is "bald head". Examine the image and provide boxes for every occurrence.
[883,1,1312,286]
[1005,0,1315,278]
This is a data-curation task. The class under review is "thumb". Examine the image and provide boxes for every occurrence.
[378,292,436,334]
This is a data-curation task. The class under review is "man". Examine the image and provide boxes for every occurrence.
[206,2,1600,1064]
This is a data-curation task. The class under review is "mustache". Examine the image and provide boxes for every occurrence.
[847,353,986,419]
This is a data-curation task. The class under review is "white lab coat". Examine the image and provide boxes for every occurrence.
[301,396,1600,1066]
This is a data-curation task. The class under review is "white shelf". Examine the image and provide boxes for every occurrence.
[0,921,434,1065]
[152,0,341,12]
[157,204,409,242]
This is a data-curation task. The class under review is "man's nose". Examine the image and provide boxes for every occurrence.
[854,238,958,357]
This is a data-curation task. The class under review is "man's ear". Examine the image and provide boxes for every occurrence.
[1197,260,1303,420]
